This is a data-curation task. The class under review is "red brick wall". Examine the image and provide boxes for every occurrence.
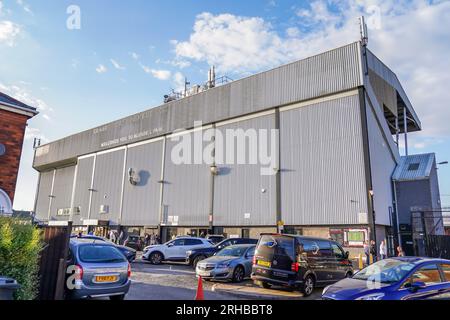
[0,108,29,203]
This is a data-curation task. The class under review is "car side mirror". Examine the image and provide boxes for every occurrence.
[167,243,174,247]
[406,282,426,292]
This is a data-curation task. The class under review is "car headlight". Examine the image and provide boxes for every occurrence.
[356,293,385,300]
[322,285,331,295]
[186,250,193,257]
[217,263,231,269]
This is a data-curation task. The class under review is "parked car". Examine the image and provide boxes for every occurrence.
[322,257,450,300]
[251,234,353,296]
[206,234,225,244]
[196,244,256,282]
[186,238,258,268]
[123,235,144,251]
[66,238,131,300]
[70,235,137,262]
[142,237,213,264]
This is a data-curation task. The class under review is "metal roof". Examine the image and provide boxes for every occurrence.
[392,153,436,182]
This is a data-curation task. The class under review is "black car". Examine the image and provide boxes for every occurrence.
[206,234,225,244]
[70,235,137,262]
[186,238,258,268]
[251,234,353,296]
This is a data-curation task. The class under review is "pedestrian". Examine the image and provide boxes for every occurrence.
[118,230,124,245]
[144,233,150,247]
[150,234,156,245]
[370,240,377,263]
[124,235,130,247]
[155,234,160,244]
[363,240,370,266]
[397,246,405,257]
[380,240,387,260]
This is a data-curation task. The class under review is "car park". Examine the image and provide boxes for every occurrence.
[66,238,131,300]
[322,257,450,300]
[196,244,256,282]
[70,235,137,262]
[186,238,258,268]
[251,234,353,296]
[142,237,213,265]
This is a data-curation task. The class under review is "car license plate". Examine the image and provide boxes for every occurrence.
[95,275,118,283]
[257,260,271,268]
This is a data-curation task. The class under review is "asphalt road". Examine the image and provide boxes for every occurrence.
[124,260,321,300]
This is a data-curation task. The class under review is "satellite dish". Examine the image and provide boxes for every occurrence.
[0,143,6,156]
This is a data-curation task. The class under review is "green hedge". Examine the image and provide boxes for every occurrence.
[0,217,43,300]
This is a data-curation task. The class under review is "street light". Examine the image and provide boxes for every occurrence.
[438,161,448,165]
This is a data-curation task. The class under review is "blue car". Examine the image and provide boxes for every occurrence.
[322,257,450,300]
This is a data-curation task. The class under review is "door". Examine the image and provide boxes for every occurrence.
[164,239,184,259]
[302,239,334,284]
[330,242,349,280]
[400,264,445,300]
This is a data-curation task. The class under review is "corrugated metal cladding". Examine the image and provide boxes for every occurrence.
[121,140,164,226]
[33,42,362,170]
[72,156,95,224]
[392,153,436,182]
[366,99,395,226]
[90,149,125,222]
[49,166,76,221]
[280,94,368,225]
[35,170,54,220]
[162,131,211,226]
[214,114,277,226]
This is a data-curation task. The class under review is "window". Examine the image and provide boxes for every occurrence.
[246,246,256,257]
[411,264,442,285]
[331,243,345,259]
[440,264,450,282]
[173,239,186,246]
[408,163,420,171]
[185,239,203,246]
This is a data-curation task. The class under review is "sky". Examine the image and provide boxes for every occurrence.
[0,0,450,210]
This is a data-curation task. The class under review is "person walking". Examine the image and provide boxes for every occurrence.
[379,240,387,260]
[144,233,150,247]
[363,240,370,266]
[397,246,405,257]
[370,240,377,263]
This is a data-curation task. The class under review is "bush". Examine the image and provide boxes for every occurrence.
[0,217,43,300]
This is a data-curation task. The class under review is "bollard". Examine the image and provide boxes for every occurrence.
[369,254,374,265]
[358,254,364,270]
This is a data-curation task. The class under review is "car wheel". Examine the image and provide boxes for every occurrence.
[193,256,206,269]
[259,281,272,289]
[300,275,315,297]
[150,252,163,265]
[232,266,245,283]
[109,294,125,300]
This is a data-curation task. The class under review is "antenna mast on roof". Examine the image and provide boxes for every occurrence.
[359,16,369,47]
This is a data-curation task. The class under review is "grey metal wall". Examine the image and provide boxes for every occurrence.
[49,166,76,221]
[35,170,54,221]
[365,98,396,226]
[121,140,164,226]
[214,114,277,226]
[162,131,211,226]
[280,93,368,225]
[72,156,95,224]
[89,149,125,222]
[34,43,362,170]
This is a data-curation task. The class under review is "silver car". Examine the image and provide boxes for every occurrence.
[66,238,131,300]
[196,244,256,283]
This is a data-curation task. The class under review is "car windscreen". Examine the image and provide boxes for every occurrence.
[217,246,247,257]
[78,245,127,263]
[353,259,415,284]
[256,235,295,259]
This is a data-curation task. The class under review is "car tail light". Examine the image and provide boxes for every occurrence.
[127,263,131,278]
[291,262,299,272]
[75,265,83,280]
[252,256,257,265]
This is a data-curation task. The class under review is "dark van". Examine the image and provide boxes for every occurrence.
[251,234,353,296]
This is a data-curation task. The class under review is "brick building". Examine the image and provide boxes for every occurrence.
[0,92,38,214]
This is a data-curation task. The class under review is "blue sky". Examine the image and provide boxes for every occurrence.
[1,0,450,210]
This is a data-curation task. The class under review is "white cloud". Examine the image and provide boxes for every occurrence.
[24,127,48,143]
[129,52,140,60]
[110,58,126,70]
[173,1,450,140]
[173,72,185,92]
[0,21,21,47]
[16,0,33,15]
[96,64,107,73]
[0,82,53,120]
[140,64,171,80]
